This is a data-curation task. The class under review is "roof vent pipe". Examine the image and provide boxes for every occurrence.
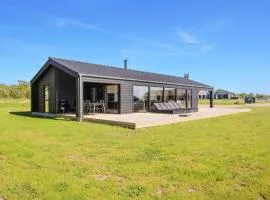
[124,59,128,69]
[184,73,189,79]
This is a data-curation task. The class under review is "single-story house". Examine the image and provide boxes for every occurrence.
[30,57,214,121]
[198,90,210,99]
[198,89,236,100]
[215,90,232,99]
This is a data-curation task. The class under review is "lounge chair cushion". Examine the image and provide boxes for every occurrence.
[164,103,174,110]
[154,103,163,110]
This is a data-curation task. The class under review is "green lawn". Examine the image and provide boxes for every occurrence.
[0,101,269,200]
[199,99,245,105]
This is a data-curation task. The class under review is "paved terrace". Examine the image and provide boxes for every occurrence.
[82,107,251,129]
[33,107,251,129]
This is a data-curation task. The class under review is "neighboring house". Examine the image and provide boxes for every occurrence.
[215,90,232,99]
[198,90,210,99]
[30,57,214,121]
[199,89,234,100]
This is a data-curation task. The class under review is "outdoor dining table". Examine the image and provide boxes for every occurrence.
[88,102,106,115]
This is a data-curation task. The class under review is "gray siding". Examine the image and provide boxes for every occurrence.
[55,68,76,113]
[32,65,77,114]
[33,66,56,113]
[120,83,133,114]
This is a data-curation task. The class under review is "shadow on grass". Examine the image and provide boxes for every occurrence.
[9,111,75,121]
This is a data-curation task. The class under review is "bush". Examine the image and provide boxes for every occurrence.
[0,81,30,99]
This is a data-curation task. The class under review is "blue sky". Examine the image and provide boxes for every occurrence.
[0,0,269,94]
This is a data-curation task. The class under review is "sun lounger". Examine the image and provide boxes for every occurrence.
[153,102,196,114]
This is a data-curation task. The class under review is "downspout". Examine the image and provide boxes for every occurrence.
[77,74,83,122]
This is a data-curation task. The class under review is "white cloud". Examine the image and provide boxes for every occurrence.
[55,18,110,34]
[54,18,223,55]
[178,31,199,44]
[177,29,215,52]
[54,18,186,55]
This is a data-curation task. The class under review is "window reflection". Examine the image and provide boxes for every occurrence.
[133,86,149,112]
[106,85,119,113]
[176,88,186,108]
[150,87,163,110]
[164,88,175,102]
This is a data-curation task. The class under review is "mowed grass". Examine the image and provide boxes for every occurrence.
[199,99,245,105]
[0,101,269,200]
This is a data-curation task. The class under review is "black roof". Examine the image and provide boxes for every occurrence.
[33,57,212,88]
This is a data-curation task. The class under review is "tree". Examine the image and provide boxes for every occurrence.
[17,80,30,99]
[0,80,30,99]
[0,88,9,98]
[215,89,228,93]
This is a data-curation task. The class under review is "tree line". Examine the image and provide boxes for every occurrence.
[215,89,270,99]
[0,80,30,99]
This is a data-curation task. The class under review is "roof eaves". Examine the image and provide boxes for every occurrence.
[30,59,51,84]
[80,73,213,89]
[31,58,79,84]
[49,58,79,78]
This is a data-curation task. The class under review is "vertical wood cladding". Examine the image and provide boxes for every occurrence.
[55,68,76,113]
[35,66,56,113]
[31,82,39,112]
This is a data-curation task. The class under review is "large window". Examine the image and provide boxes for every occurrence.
[176,88,186,108]
[133,86,149,112]
[187,89,192,108]
[150,87,163,110]
[164,88,175,102]
[106,85,119,113]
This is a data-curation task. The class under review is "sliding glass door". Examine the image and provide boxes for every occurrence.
[164,88,175,102]
[150,87,163,111]
[176,88,187,108]
[133,86,149,112]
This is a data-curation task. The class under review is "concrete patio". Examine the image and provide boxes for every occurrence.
[33,107,251,129]
[83,107,251,129]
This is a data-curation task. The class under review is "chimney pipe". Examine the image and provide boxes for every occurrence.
[184,73,189,79]
[124,59,128,69]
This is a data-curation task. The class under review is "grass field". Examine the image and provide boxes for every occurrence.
[0,101,269,199]
[199,99,244,105]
